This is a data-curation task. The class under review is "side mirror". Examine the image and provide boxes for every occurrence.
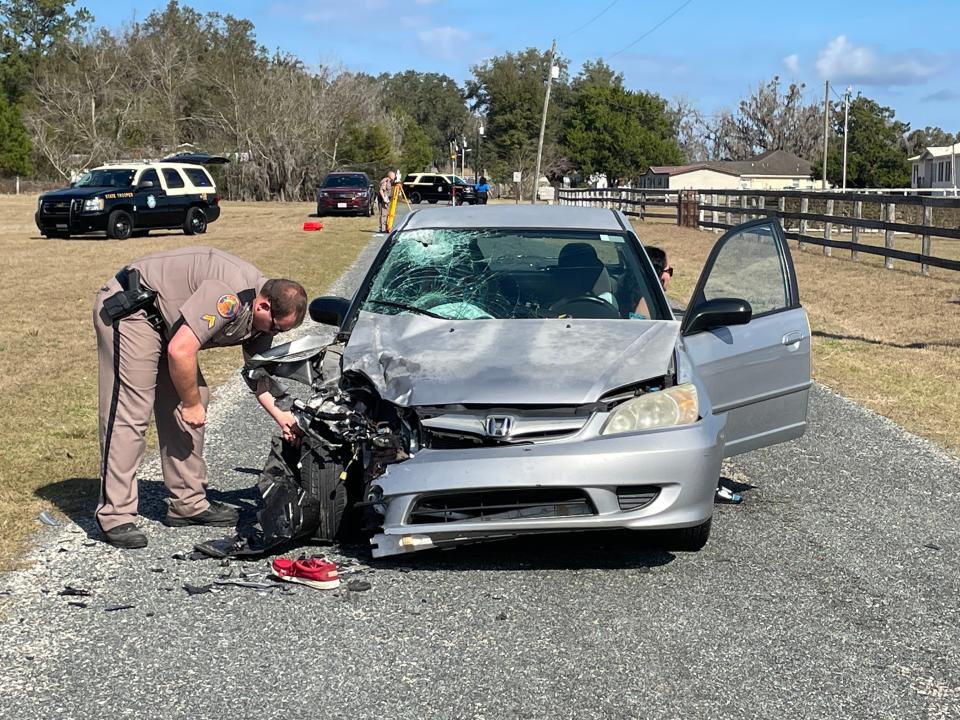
[138,180,155,189]
[69,181,77,188]
[682,298,752,336]
[309,296,350,327]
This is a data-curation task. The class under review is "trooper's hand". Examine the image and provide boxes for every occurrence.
[179,402,206,428]
[276,410,302,444]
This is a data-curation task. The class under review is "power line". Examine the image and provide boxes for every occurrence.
[609,0,694,59]
[563,0,620,38]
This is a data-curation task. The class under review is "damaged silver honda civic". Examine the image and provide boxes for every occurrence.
[244,205,811,559]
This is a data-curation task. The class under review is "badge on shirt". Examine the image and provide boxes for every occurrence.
[217,294,240,319]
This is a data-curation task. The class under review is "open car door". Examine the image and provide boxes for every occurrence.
[682,218,811,457]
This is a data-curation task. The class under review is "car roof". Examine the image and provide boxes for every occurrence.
[90,162,210,172]
[398,204,627,232]
[327,171,369,176]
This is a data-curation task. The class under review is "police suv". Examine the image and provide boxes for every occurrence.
[35,153,227,240]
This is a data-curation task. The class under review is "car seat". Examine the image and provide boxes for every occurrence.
[551,242,616,304]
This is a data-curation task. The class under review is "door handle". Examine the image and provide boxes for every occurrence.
[781,331,803,347]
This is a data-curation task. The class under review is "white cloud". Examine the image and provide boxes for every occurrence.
[417,25,471,60]
[815,35,943,86]
[783,54,800,74]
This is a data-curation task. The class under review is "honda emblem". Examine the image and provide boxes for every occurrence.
[484,415,515,438]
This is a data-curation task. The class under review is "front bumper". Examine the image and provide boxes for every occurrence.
[370,412,726,557]
[35,209,108,235]
[317,195,370,213]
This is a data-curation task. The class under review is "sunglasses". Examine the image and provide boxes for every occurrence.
[662,266,674,277]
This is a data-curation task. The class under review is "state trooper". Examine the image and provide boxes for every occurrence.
[92,246,308,549]
[378,170,396,232]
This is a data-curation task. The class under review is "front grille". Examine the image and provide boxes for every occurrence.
[408,488,596,524]
[616,485,660,511]
[42,200,72,215]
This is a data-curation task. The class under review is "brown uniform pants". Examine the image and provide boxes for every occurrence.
[94,279,211,532]
[378,199,389,232]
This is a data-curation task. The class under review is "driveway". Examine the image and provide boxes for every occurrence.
[1,234,958,720]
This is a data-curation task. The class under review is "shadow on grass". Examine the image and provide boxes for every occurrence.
[35,473,261,538]
[812,329,960,350]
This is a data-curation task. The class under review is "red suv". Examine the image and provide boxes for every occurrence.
[316,172,375,217]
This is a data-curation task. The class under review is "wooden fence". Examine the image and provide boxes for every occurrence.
[557,187,960,274]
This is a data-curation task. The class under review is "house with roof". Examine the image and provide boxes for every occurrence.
[909,145,957,189]
[639,149,816,190]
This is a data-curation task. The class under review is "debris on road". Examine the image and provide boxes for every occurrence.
[183,584,214,596]
[347,579,371,592]
[58,586,92,597]
[67,601,87,609]
[38,511,60,527]
[104,604,135,612]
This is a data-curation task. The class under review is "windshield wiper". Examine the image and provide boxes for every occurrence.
[364,299,446,319]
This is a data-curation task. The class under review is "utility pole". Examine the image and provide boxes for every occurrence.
[531,38,557,205]
[841,86,851,191]
[822,80,830,191]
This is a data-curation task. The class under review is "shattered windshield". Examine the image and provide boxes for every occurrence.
[75,169,136,188]
[360,228,668,321]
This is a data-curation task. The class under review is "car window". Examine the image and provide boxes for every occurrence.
[75,169,136,188]
[139,168,160,187]
[184,168,213,187]
[360,228,666,321]
[702,223,789,315]
[162,168,185,188]
[324,174,368,187]
[403,175,417,184]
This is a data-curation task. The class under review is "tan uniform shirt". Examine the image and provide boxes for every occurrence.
[127,246,272,355]
[379,176,393,205]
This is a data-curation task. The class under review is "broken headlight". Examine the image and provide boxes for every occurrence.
[600,383,698,435]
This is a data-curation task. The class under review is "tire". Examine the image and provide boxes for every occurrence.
[106,210,133,240]
[661,518,712,551]
[427,199,437,204]
[316,205,326,217]
[410,191,422,204]
[183,206,206,235]
[300,442,350,541]
[367,201,375,217]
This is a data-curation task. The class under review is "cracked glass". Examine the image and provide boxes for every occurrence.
[361,228,668,320]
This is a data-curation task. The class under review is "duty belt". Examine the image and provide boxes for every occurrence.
[103,267,166,333]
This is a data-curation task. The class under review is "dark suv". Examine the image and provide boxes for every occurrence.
[316,172,374,217]
[402,173,478,205]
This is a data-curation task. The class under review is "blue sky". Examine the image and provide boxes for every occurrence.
[83,0,959,131]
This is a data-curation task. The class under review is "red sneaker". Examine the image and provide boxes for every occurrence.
[271,556,340,590]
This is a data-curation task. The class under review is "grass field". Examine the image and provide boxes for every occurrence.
[0,195,958,568]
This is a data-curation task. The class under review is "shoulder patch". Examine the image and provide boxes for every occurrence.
[217,294,240,319]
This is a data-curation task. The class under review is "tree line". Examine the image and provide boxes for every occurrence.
[1,0,956,197]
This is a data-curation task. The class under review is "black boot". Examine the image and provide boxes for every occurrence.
[104,523,148,549]
[165,501,239,528]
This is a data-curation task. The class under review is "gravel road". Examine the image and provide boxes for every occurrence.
[1,232,958,720]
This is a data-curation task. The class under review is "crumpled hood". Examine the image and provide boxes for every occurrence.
[342,311,680,406]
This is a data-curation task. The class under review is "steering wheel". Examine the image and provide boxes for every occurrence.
[548,294,621,319]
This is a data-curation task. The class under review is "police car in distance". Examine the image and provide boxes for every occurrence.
[35,153,227,240]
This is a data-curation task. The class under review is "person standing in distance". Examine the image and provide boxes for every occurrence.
[93,246,308,549]
[378,170,397,232]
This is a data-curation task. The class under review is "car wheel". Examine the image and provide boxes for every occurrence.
[316,206,326,217]
[410,191,422,204]
[300,441,350,541]
[662,518,712,551]
[106,210,133,240]
[183,206,206,235]
[367,201,375,217]
[427,199,438,204]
